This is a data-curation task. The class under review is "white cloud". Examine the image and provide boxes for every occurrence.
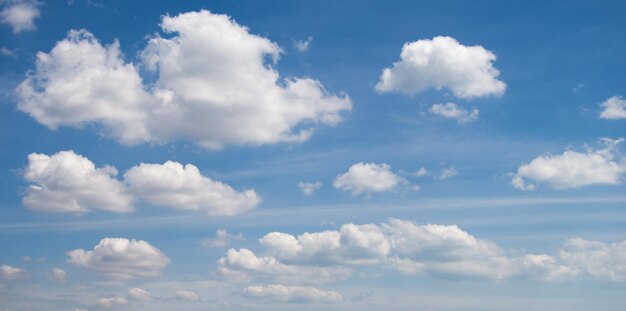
[415,167,428,177]
[244,284,342,303]
[67,238,169,280]
[50,268,67,283]
[0,0,40,33]
[95,296,128,308]
[124,161,260,216]
[216,248,352,284]
[0,264,28,281]
[333,162,408,195]
[293,37,313,53]
[202,229,242,248]
[297,181,322,196]
[429,103,479,123]
[22,150,133,214]
[127,287,153,302]
[599,96,626,120]
[18,11,351,149]
[175,290,200,302]
[251,219,576,282]
[512,138,626,190]
[437,166,458,180]
[376,36,505,98]
[559,238,626,281]
[0,46,14,56]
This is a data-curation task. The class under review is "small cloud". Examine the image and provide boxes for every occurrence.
[293,36,313,53]
[298,181,323,196]
[50,267,67,283]
[0,0,41,33]
[414,167,428,177]
[599,96,626,120]
[437,166,458,180]
[429,103,479,124]
[201,229,242,248]
[176,290,200,302]
[572,83,586,92]
[21,256,31,262]
[0,46,14,56]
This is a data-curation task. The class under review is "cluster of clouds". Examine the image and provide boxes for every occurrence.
[22,150,260,215]
[0,0,40,33]
[92,287,201,309]
[512,138,626,191]
[16,10,352,149]
[216,218,626,285]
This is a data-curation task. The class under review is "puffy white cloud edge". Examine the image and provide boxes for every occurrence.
[376,36,505,99]
[22,150,260,215]
[333,162,408,195]
[17,10,351,149]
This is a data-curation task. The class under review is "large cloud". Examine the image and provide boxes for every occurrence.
[599,96,626,120]
[333,162,408,195]
[376,36,505,98]
[0,0,40,33]
[22,150,133,213]
[244,284,342,303]
[124,161,260,216]
[251,219,576,282]
[512,138,626,190]
[67,238,169,280]
[17,10,351,149]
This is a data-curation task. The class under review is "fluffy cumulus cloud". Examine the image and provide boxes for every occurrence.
[216,248,352,284]
[0,264,28,281]
[333,162,408,195]
[22,150,133,214]
[599,96,626,120]
[124,161,260,216]
[246,219,579,282]
[0,0,40,33]
[559,238,626,281]
[512,138,626,191]
[95,296,129,308]
[67,238,169,280]
[429,103,479,123]
[376,36,505,98]
[20,151,260,216]
[297,181,323,196]
[244,284,342,303]
[17,10,351,149]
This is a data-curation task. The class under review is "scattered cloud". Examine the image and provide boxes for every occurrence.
[0,46,14,56]
[124,161,260,216]
[17,11,351,149]
[0,0,40,33]
[512,138,626,190]
[599,96,626,120]
[293,36,313,53]
[247,218,580,282]
[50,267,67,283]
[67,238,170,280]
[376,36,505,98]
[22,150,133,214]
[175,290,200,302]
[559,238,626,281]
[429,103,479,123]
[0,264,28,281]
[95,296,129,308]
[127,287,153,302]
[437,166,459,180]
[297,181,323,196]
[216,248,352,284]
[244,284,342,303]
[414,167,428,177]
[333,162,408,195]
[202,229,243,248]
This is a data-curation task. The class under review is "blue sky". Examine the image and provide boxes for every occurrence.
[1,0,625,310]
